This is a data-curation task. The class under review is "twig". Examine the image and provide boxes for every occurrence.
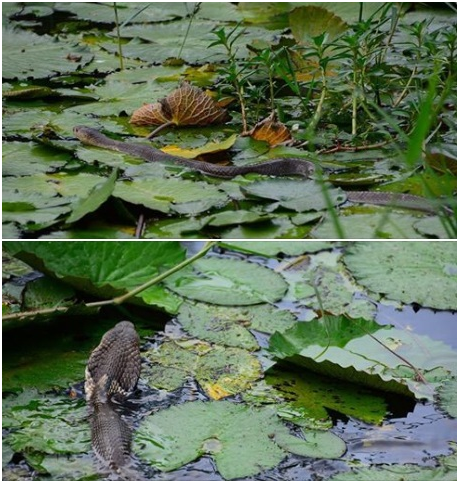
[3,242,217,322]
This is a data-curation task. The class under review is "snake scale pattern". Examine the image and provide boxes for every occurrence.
[74,126,441,214]
[85,321,141,473]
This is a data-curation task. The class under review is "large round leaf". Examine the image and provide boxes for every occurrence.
[164,257,288,305]
[343,242,456,310]
[134,400,345,480]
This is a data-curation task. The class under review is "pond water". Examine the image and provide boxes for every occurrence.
[2,242,456,480]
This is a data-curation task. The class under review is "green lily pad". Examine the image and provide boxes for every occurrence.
[343,242,457,310]
[66,170,118,224]
[265,367,388,426]
[269,315,457,400]
[3,241,185,314]
[332,463,456,481]
[3,28,93,80]
[144,341,262,398]
[134,400,345,479]
[281,250,377,319]
[311,213,425,239]
[243,180,346,212]
[220,241,336,257]
[2,142,69,176]
[114,177,229,215]
[436,378,457,418]
[164,257,288,305]
[289,6,348,44]
[177,301,298,349]
[3,391,90,468]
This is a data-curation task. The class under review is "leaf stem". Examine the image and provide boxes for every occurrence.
[107,241,216,305]
[113,2,124,71]
[3,242,217,324]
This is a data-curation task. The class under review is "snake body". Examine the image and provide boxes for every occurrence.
[74,126,441,214]
[85,321,141,473]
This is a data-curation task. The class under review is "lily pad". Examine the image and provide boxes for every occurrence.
[3,241,185,314]
[114,177,229,215]
[3,28,93,80]
[436,378,457,418]
[265,367,388,426]
[144,341,262,399]
[269,315,457,400]
[243,180,346,212]
[343,242,457,310]
[332,463,456,481]
[311,212,427,239]
[280,250,377,319]
[177,301,298,349]
[3,391,90,455]
[163,257,288,305]
[220,241,336,257]
[134,400,345,479]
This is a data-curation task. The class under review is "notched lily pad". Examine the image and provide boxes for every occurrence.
[177,301,298,350]
[144,340,262,399]
[163,257,288,305]
[343,242,457,310]
[134,400,345,480]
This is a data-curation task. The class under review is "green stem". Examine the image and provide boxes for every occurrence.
[113,3,124,71]
[107,241,217,305]
[3,242,218,324]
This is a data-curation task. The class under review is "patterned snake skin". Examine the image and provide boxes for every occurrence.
[74,126,442,214]
[85,321,141,472]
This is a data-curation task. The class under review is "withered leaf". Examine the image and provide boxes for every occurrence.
[130,81,229,127]
[247,112,292,147]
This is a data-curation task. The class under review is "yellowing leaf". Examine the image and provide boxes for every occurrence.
[161,134,237,159]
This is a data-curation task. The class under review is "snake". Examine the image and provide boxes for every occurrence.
[73,125,444,214]
[85,321,141,474]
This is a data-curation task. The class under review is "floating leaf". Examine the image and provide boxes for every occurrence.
[242,180,346,212]
[163,257,288,305]
[269,315,457,400]
[343,242,457,310]
[247,112,292,146]
[3,391,90,458]
[2,28,93,80]
[130,82,229,126]
[220,241,335,257]
[289,6,348,45]
[311,213,425,239]
[134,400,345,479]
[280,250,377,319]
[144,341,262,398]
[66,169,118,224]
[161,134,237,158]
[265,367,388,426]
[177,301,298,349]
[113,178,229,215]
[3,241,185,314]
[436,377,457,418]
[332,463,456,481]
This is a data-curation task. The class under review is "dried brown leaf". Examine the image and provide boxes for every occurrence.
[247,112,292,146]
[130,82,229,127]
